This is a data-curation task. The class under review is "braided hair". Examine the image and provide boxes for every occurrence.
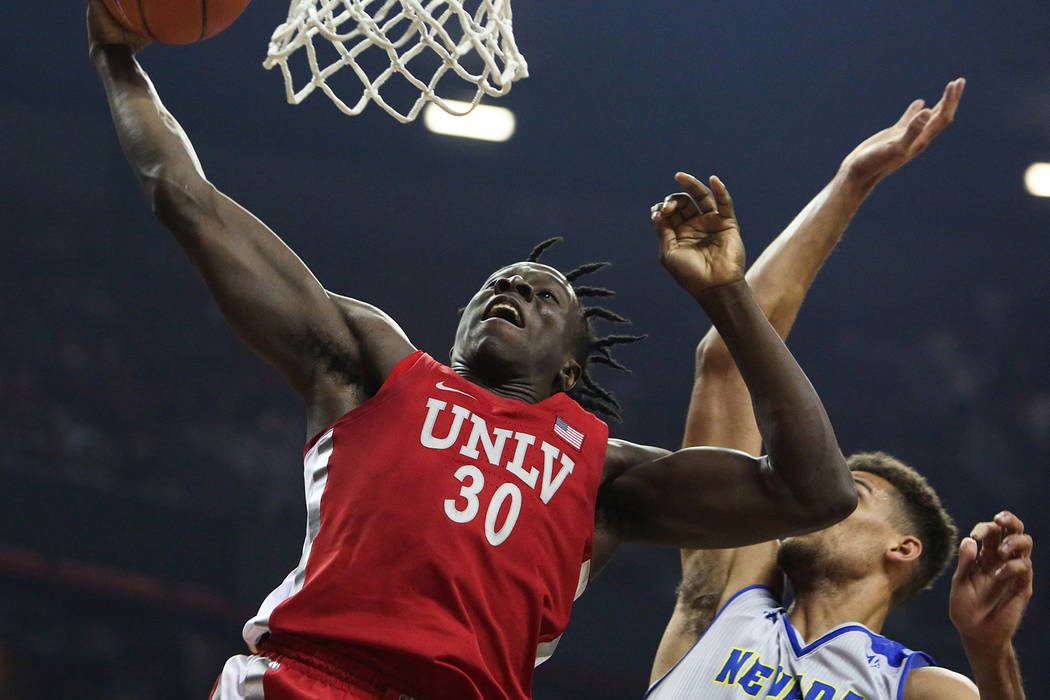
[526,237,645,422]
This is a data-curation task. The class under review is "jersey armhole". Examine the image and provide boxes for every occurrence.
[380,348,426,387]
[646,585,779,697]
[714,584,778,619]
[304,350,426,451]
[896,650,936,700]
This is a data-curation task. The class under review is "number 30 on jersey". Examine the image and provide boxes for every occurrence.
[444,465,522,546]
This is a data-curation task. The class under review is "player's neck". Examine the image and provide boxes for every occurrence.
[787,576,892,643]
[452,365,554,404]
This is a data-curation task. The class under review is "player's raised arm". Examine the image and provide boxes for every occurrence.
[596,174,855,555]
[647,80,967,683]
[87,1,413,426]
[688,78,965,452]
[682,77,965,542]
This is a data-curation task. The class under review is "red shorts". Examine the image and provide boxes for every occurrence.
[209,643,417,700]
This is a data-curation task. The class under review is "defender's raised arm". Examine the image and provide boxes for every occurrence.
[687,78,965,456]
[648,79,967,683]
[87,1,412,433]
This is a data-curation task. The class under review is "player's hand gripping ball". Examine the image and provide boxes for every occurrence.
[101,0,251,44]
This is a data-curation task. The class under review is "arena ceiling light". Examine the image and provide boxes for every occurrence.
[1024,162,1050,197]
[423,101,516,142]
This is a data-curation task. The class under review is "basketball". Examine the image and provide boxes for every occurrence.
[101,0,252,45]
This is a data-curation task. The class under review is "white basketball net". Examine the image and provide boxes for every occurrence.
[263,0,529,123]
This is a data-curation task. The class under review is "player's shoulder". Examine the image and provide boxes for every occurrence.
[327,294,412,346]
[713,581,782,614]
[316,292,417,393]
[604,438,672,468]
[901,665,978,700]
[605,438,671,463]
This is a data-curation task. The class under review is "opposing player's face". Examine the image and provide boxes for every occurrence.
[778,472,907,585]
[451,262,582,389]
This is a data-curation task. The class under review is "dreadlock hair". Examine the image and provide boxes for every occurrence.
[847,451,958,609]
[525,237,645,422]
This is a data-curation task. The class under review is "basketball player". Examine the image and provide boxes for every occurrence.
[647,79,1033,699]
[86,3,863,698]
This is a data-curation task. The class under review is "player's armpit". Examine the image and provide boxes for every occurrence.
[650,542,780,684]
[152,181,366,403]
[903,666,979,700]
[325,293,416,396]
[590,439,671,575]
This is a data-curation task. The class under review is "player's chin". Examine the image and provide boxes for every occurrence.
[777,532,823,558]
[466,327,527,361]
[776,538,819,575]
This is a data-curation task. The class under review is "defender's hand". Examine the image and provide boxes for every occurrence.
[87,0,151,58]
[949,511,1033,653]
[651,173,746,298]
[840,78,965,187]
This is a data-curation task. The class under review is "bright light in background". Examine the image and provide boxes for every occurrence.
[423,101,516,142]
[1024,162,1050,197]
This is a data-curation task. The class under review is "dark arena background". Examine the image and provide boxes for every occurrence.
[2,2,1048,698]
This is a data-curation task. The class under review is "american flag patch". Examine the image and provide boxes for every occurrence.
[554,417,584,450]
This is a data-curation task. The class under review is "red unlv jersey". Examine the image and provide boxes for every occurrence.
[242,351,609,699]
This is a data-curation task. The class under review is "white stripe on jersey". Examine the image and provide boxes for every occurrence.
[242,429,334,650]
[574,559,591,600]
[536,635,561,666]
[647,586,933,700]
[211,654,275,700]
[535,559,591,668]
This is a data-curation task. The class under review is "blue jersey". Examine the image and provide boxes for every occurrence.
[647,586,933,700]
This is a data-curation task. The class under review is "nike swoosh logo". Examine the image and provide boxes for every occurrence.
[435,381,476,400]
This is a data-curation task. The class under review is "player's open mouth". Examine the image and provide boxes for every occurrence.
[483,298,525,328]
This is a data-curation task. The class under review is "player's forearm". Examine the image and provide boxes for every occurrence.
[692,170,871,374]
[745,170,871,333]
[681,364,758,452]
[92,45,209,210]
[683,172,872,451]
[91,45,360,396]
[695,280,854,524]
[964,642,1027,700]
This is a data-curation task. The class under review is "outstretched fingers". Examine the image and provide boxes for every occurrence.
[903,108,934,144]
[895,98,926,128]
[932,77,966,124]
[910,77,966,154]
